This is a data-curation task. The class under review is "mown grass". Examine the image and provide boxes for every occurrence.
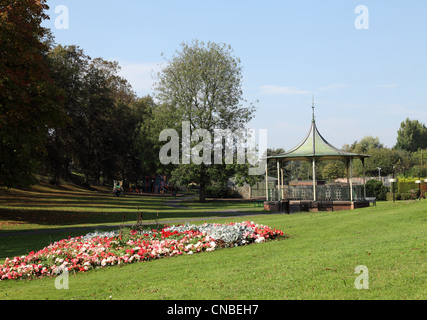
[0,186,425,300]
[0,184,263,233]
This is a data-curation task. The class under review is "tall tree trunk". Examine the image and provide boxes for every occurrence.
[199,164,207,202]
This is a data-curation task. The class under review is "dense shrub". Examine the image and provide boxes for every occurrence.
[366,179,389,201]
[205,186,240,198]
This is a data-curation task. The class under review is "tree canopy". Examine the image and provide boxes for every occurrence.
[43,44,152,185]
[153,40,257,201]
[0,0,64,187]
[395,118,427,152]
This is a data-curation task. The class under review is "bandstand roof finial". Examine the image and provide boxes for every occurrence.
[312,95,315,122]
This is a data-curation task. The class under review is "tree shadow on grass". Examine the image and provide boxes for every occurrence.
[0,206,264,230]
[0,185,266,238]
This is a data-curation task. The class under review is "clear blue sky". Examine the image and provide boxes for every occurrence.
[43,0,427,150]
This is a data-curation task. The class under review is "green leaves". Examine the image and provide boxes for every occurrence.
[155,40,254,132]
[395,118,427,153]
[41,44,148,184]
[152,40,257,201]
[0,0,64,188]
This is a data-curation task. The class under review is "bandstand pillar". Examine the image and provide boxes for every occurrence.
[312,158,317,201]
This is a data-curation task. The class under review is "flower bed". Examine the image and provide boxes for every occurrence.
[0,221,286,281]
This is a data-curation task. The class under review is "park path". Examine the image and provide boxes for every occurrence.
[164,194,198,210]
[164,193,262,214]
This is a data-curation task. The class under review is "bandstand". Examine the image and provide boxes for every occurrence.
[264,104,371,213]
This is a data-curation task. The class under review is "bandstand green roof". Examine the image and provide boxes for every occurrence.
[267,110,370,162]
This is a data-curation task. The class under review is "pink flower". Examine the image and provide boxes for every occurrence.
[0,221,285,281]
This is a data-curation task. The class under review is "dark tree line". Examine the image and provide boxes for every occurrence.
[0,0,157,188]
[1,0,65,187]
[1,1,425,191]
[1,1,258,194]
[41,45,157,186]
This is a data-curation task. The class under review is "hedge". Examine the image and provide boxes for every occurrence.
[398,181,427,194]
[387,192,424,201]
[366,179,389,201]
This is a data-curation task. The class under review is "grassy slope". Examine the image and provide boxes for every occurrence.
[0,184,263,233]
[0,197,425,300]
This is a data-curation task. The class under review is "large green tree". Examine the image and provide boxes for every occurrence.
[43,45,88,184]
[349,136,384,154]
[0,0,64,187]
[344,136,417,178]
[44,44,142,185]
[153,40,257,201]
[319,160,346,181]
[395,118,427,152]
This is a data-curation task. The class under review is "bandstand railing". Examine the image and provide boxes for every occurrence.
[267,184,365,201]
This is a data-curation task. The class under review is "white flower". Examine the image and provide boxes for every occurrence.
[195,242,203,248]
[254,237,265,243]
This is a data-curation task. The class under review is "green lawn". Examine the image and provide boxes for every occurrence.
[0,184,263,233]
[0,185,426,300]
